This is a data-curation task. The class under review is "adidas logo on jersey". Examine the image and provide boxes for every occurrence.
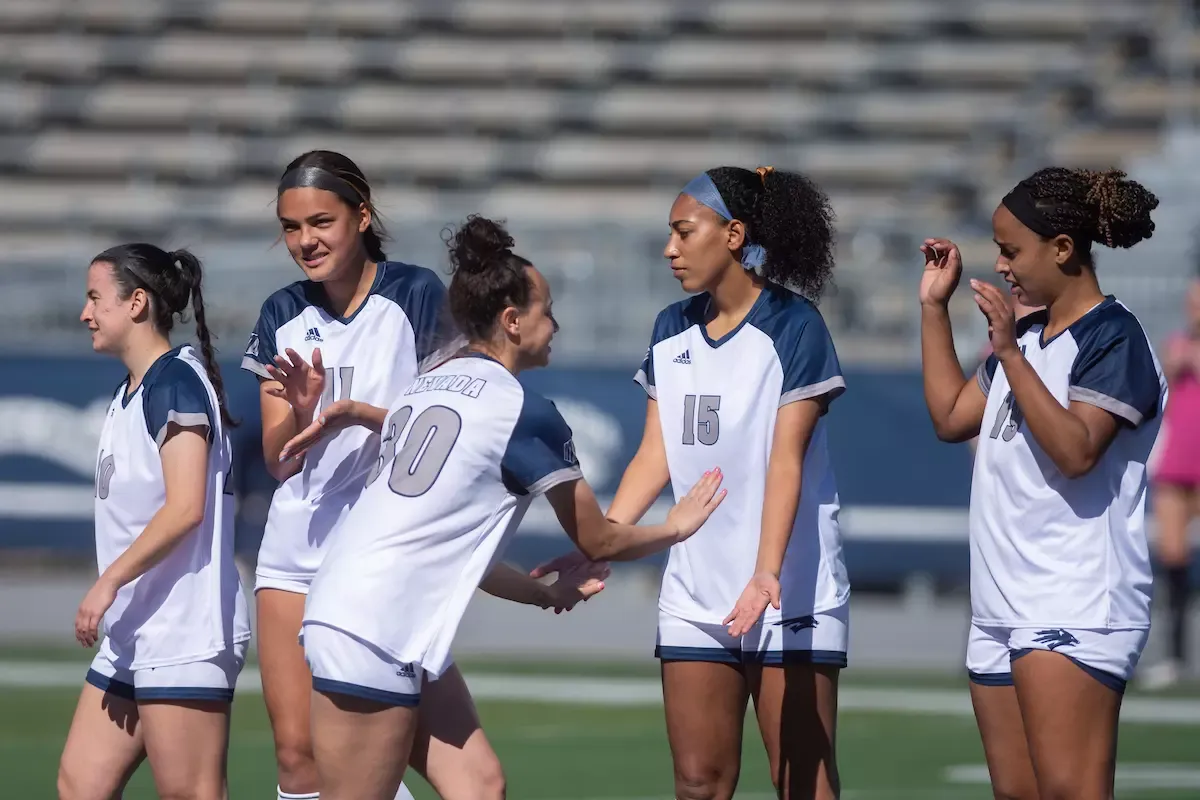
[304,327,322,343]
[672,350,691,364]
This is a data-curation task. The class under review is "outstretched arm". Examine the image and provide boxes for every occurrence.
[546,471,725,562]
[279,399,389,462]
[480,561,610,613]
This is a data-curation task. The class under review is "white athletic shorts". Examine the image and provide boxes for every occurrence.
[86,639,247,703]
[303,623,424,707]
[655,603,849,667]
[966,623,1149,694]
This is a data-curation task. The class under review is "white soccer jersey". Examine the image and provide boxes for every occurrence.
[241,262,449,588]
[635,284,849,625]
[94,345,250,670]
[303,354,583,677]
[972,297,1166,629]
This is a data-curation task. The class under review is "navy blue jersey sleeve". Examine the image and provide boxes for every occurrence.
[241,285,307,380]
[376,263,454,369]
[755,292,846,408]
[1068,312,1162,427]
[501,392,584,496]
[143,360,215,448]
[976,353,999,395]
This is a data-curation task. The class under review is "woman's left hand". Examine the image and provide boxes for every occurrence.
[971,280,1019,361]
[723,571,781,637]
[75,577,118,648]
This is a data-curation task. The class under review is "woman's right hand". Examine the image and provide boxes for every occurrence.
[919,238,963,307]
[665,468,726,544]
[280,399,359,462]
[265,347,326,416]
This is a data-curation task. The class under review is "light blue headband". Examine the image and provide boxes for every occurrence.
[680,173,766,269]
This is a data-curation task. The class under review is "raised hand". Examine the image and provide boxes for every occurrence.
[971,279,1019,360]
[665,468,726,543]
[919,238,964,307]
[723,571,782,638]
[280,399,358,462]
[265,347,326,416]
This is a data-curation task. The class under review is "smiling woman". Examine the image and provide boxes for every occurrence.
[242,150,449,800]
[242,153,604,800]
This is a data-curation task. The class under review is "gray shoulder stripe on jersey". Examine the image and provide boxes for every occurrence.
[779,376,846,408]
[1067,386,1143,426]
[633,369,656,400]
[240,355,271,380]
[976,363,992,395]
[527,465,584,497]
[154,412,212,448]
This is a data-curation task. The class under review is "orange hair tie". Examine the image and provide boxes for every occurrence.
[756,166,775,185]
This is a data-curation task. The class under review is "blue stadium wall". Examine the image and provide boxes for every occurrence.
[2,355,986,590]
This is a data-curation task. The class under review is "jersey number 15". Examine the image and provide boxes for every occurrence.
[682,394,721,446]
[366,405,463,497]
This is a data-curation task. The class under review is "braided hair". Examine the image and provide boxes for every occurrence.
[1016,167,1158,264]
[704,166,837,301]
[95,243,237,429]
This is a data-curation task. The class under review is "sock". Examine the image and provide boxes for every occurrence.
[394,783,415,800]
[1167,565,1191,663]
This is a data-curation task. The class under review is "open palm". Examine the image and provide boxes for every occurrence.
[265,347,326,415]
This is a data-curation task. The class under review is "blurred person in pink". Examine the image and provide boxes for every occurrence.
[1142,277,1200,689]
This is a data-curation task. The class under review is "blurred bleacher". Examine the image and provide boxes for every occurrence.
[0,0,1195,362]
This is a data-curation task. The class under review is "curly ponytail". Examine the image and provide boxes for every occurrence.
[706,166,837,301]
[1013,167,1159,265]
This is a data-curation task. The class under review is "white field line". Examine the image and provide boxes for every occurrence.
[3,661,1200,726]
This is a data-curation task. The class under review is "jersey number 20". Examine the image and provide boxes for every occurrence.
[366,405,463,497]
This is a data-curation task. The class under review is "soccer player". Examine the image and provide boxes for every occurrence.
[540,166,850,799]
[245,150,602,800]
[920,167,1163,799]
[287,214,726,800]
[58,244,250,800]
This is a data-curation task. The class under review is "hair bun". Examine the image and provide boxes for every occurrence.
[1085,169,1158,249]
[447,215,515,275]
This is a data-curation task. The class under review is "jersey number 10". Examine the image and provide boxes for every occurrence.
[366,405,463,497]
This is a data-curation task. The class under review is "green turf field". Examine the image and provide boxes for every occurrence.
[3,648,1199,799]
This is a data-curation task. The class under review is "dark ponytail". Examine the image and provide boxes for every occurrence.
[93,243,237,429]
[706,166,837,301]
[173,250,237,430]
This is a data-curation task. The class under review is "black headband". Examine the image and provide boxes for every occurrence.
[277,165,364,207]
[1001,185,1072,240]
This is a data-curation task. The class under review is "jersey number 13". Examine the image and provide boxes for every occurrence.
[366,405,462,497]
